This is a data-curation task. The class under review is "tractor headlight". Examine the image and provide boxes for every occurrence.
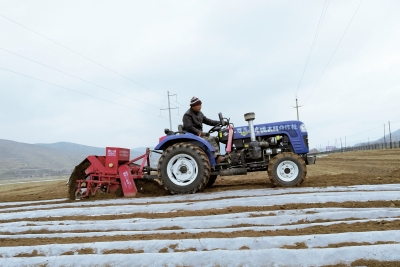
[300,124,307,133]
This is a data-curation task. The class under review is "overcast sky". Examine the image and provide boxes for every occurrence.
[1,0,399,150]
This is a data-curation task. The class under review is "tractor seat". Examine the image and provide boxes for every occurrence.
[177,124,186,134]
[164,125,186,136]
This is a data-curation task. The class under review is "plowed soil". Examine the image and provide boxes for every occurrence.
[1,149,400,266]
[1,149,399,203]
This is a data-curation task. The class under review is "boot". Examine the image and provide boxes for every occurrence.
[216,155,227,164]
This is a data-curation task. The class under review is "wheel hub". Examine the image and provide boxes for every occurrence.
[179,165,188,174]
[277,160,299,182]
[167,154,199,186]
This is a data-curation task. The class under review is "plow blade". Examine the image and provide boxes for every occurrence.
[67,158,91,200]
[118,165,137,197]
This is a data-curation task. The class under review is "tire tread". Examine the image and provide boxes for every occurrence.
[157,142,211,194]
[267,152,306,187]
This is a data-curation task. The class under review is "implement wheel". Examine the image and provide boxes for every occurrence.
[157,142,211,194]
[73,187,87,200]
[268,152,306,187]
[67,159,90,200]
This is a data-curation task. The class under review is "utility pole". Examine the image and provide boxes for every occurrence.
[340,137,342,152]
[384,124,386,149]
[160,91,178,130]
[388,121,392,149]
[293,97,302,120]
[345,136,346,150]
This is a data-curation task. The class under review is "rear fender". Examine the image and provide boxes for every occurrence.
[155,133,216,166]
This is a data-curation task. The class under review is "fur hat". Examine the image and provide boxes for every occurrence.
[190,96,202,106]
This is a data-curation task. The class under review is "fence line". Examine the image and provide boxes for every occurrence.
[312,141,400,155]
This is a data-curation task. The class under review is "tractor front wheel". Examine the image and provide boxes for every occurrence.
[158,143,211,194]
[268,152,306,187]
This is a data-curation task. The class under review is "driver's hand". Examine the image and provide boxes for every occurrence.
[198,132,202,137]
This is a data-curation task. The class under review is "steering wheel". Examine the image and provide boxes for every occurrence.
[209,123,222,133]
[218,112,224,125]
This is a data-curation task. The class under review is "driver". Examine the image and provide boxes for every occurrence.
[182,96,227,163]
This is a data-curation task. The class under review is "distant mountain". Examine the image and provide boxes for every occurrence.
[35,142,150,157]
[35,142,105,156]
[353,128,400,146]
[373,128,400,143]
[309,148,320,154]
[0,139,158,179]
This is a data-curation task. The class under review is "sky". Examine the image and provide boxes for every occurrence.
[0,0,399,150]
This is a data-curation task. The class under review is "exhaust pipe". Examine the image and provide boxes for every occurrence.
[244,112,262,159]
[244,112,256,141]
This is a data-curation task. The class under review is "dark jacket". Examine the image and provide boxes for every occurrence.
[182,108,219,135]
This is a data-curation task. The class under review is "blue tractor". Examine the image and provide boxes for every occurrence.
[155,112,316,194]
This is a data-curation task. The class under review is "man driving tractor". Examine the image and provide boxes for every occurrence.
[182,96,227,163]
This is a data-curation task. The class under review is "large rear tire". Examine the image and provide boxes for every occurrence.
[268,152,306,187]
[157,142,211,194]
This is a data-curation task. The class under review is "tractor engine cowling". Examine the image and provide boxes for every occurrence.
[244,112,262,160]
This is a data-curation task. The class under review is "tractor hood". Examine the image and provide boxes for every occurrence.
[218,120,309,154]
[230,120,307,139]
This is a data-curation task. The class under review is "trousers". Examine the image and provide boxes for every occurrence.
[202,135,221,158]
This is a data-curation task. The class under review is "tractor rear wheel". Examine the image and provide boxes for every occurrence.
[157,142,211,194]
[268,152,306,187]
[205,175,218,188]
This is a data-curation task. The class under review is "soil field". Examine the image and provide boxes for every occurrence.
[0,149,400,266]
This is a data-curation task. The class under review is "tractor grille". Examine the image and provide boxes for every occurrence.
[291,139,303,151]
[303,135,309,149]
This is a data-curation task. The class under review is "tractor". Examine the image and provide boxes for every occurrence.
[67,112,315,200]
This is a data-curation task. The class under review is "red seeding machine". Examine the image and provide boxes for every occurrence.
[67,147,158,200]
[67,112,315,200]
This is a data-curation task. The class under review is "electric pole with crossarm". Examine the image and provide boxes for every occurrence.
[293,97,302,120]
[160,91,179,130]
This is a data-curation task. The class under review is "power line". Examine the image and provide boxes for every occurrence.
[295,0,330,98]
[0,13,165,98]
[0,66,164,117]
[0,47,161,109]
[346,125,381,137]
[303,0,363,105]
